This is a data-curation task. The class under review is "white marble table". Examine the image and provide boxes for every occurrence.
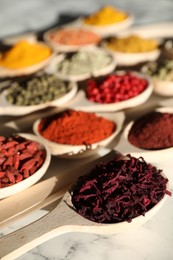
[0,0,173,259]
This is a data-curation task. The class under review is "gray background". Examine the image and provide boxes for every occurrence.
[0,0,173,38]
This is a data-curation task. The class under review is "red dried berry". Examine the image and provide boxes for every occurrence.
[85,73,148,104]
[0,135,45,188]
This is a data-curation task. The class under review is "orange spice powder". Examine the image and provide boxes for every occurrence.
[38,110,116,145]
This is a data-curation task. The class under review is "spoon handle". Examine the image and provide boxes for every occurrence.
[0,193,96,260]
[0,201,69,259]
[0,184,66,229]
[0,150,118,259]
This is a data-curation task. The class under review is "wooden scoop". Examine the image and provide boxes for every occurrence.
[0,150,167,260]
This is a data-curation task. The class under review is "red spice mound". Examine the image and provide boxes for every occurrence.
[0,135,45,188]
[128,111,173,150]
[49,28,101,46]
[71,154,170,223]
[85,73,148,104]
[38,110,116,145]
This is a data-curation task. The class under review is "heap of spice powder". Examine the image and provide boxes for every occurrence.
[106,35,158,53]
[84,5,127,26]
[0,41,52,69]
[128,111,173,150]
[57,49,113,76]
[71,154,171,223]
[49,28,100,46]
[38,110,116,145]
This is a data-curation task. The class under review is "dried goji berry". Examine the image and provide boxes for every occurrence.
[15,143,27,151]
[6,147,17,157]
[23,169,30,179]
[19,151,32,160]
[0,135,45,188]
[14,154,20,169]
[34,150,43,161]
[21,158,36,171]
[35,157,44,168]
[29,165,39,175]
[27,142,39,153]
[2,156,13,170]
[0,171,5,178]
[0,157,6,164]
[1,177,9,183]
[3,141,18,149]
[15,174,23,183]
[6,170,15,183]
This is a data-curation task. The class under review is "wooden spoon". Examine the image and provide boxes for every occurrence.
[0,151,167,260]
[0,148,113,228]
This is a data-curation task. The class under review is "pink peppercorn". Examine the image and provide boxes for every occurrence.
[85,73,148,104]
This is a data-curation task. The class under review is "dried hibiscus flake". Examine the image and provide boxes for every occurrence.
[71,155,171,223]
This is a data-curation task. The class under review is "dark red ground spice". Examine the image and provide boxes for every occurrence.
[38,110,116,145]
[71,154,170,223]
[128,111,173,150]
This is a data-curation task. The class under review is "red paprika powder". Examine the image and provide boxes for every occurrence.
[38,110,116,145]
[128,111,173,150]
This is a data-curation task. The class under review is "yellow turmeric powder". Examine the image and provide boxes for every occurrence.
[84,6,127,26]
[0,41,52,69]
[106,35,158,53]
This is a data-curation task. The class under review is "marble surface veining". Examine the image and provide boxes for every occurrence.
[0,0,173,259]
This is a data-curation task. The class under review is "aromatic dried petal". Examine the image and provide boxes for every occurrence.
[71,155,171,224]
